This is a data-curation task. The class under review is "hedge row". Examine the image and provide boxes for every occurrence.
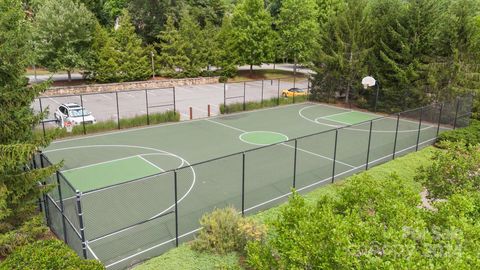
[219,96,308,114]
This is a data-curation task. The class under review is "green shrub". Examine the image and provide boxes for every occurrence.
[0,215,48,258]
[0,239,104,270]
[437,119,480,146]
[191,207,265,254]
[416,142,480,199]
[36,111,180,139]
[219,96,308,114]
[246,173,480,269]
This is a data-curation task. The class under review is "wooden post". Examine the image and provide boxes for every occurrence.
[189,107,193,120]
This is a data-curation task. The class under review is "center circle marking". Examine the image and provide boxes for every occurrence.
[239,131,289,146]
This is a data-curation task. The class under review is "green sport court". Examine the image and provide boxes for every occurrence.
[43,102,446,269]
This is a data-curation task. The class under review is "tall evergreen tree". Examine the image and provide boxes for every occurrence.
[0,0,57,232]
[230,0,276,72]
[312,0,369,104]
[88,11,150,82]
[178,11,208,76]
[155,16,190,76]
[33,0,96,81]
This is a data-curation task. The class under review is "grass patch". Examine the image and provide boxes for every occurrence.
[220,96,308,114]
[228,69,305,83]
[134,147,437,269]
[132,244,240,270]
[35,111,180,139]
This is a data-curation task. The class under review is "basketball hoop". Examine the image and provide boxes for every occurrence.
[362,76,376,89]
[64,121,73,133]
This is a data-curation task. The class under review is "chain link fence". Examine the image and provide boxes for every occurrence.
[38,95,472,269]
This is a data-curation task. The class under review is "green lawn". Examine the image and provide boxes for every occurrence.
[134,146,437,269]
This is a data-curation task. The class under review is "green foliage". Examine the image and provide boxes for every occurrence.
[416,142,480,199]
[0,239,104,270]
[0,0,58,240]
[220,96,308,114]
[88,11,151,82]
[191,207,266,254]
[230,0,276,70]
[37,111,180,139]
[277,0,320,68]
[312,0,369,104]
[247,167,480,269]
[127,0,185,43]
[33,0,96,79]
[437,119,480,145]
[0,215,47,257]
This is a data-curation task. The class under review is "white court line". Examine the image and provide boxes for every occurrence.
[315,116,352,125]
[137,155,165,172]
[86,242,99,260]
[104,137,438,268]
[318,110,353,119]
[61,156,140,173]
[206,119,356,168]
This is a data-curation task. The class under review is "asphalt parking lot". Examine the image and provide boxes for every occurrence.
[33,79,309,127]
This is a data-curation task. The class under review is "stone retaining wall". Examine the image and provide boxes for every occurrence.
[43,76,220,96]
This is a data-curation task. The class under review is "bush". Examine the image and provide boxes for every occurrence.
[416,142,480,199]
[0,239,104,270]
[191,207,265,254]
[246,173,480,269]
[0,215,48,258]
[437,119,480,146]
[36,111,180,139]
[219,96,308,114]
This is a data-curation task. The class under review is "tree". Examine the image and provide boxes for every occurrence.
[277,0,320,74]
[312,0,369,104]
[128,0,186,43]
[178,11,209,76]
[230,0,276,72]
[187,0,228,27]
[102,0,128,25]
[33,0,96,81]
[89,11,151,82]
[155,16,190,76]
[0,0,57,233]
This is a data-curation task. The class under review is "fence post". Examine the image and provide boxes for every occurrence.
[174,171,179,247]
[277,79,280,106]
[243,81,246,111]
[242,152,246,217]
[145,90,150,125]
[332,129,338,183]
[173,87,176,113]
[79,95,86,135]
[56,172,69,243]
[436,103,444,137]
[38,98,46,139]
[415,107,424,151]
[75,190,87,259]
[115,92,120,129]
[365,120,373,170]
[261,80,264,106]
[392,113,400,159]
[223,82,227,114]
[40,155,50,226]
[453,97,460,129]
[293,139,298,189]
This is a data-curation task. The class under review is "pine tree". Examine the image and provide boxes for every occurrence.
[88,11,151,82]
[113,10,151,82]
[312,0,369,104]
[0,0,58,232]
[155,16,189,76]
[179,11,208,77]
